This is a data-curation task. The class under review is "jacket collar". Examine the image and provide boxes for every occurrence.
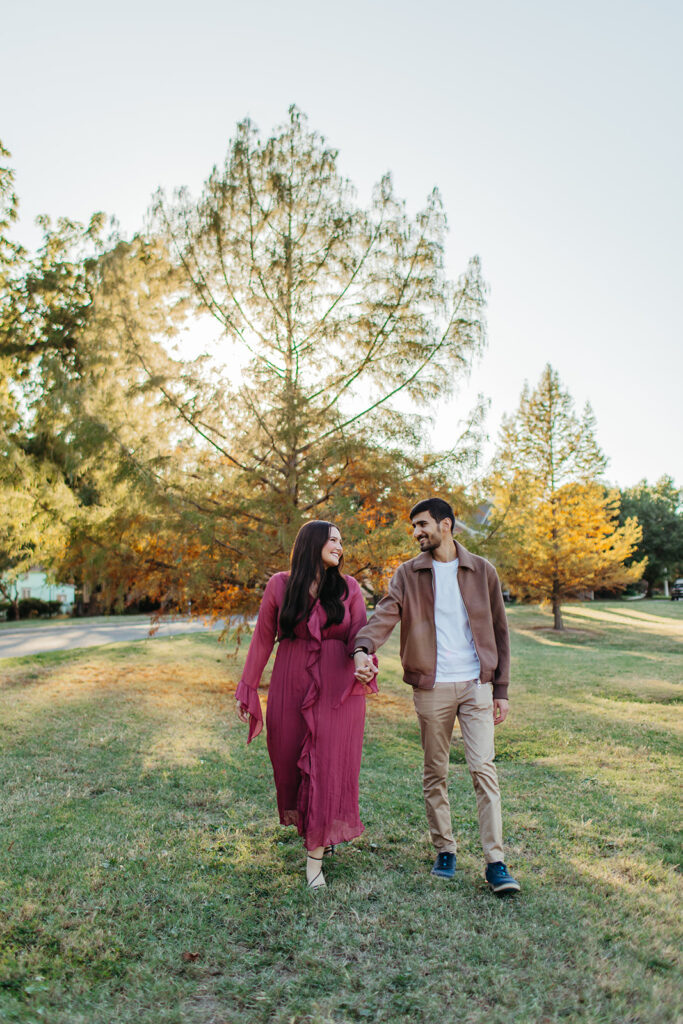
[455,540,476,570]
[410,540,476,572]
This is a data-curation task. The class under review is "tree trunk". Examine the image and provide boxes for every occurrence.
[552,579,564,630]
[549,492,564,630]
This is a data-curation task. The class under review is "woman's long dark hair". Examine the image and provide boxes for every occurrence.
[278,521,349,640]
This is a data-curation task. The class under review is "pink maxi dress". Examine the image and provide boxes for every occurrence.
[235,572,377,850]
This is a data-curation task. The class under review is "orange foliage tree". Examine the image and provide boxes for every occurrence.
[486,365,644,629]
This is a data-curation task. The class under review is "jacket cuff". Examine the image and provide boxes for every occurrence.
[351,636,376,655]
[235,680,263,744]
[492,683,509,700]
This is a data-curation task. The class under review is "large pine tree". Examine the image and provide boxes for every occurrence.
[138,106,487,611]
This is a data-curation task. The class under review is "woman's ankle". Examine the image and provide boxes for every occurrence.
[306,846,326,884]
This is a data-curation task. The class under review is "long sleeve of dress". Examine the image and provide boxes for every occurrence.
[235,575,281,743]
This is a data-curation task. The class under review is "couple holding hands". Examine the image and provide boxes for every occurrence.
[236,497,520,895]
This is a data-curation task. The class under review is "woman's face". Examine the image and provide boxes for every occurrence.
[321,527,343,569]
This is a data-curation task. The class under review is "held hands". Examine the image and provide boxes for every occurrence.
[353,650,378,685]
[237,651,377,727]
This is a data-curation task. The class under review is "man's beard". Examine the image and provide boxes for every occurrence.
[418,536,439,551]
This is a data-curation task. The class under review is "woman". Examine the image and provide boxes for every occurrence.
[235,521,377,889]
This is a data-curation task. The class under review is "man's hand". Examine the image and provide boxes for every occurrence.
[236,699,251,725]
[354,650,378,684]
[493,698,509,726]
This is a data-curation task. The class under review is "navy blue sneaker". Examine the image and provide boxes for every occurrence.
[485,861,520,894]
[431,852,456,878]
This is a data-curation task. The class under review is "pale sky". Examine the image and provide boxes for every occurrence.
[4,0,682,488]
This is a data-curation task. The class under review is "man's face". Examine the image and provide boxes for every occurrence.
[411,511,447,551]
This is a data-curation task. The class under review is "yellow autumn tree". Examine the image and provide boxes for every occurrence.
[487,365,644,629]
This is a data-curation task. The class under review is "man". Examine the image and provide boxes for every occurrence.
[353,498,520,894]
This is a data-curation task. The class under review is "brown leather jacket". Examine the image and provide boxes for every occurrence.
[354,542,511,699]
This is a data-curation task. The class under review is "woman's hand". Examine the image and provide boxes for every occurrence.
[236,699,251,724]
[353,650,378,684]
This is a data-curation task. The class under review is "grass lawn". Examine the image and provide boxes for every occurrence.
[0,601,681,1024]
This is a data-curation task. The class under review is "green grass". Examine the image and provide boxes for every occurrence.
[0,602,681,1023]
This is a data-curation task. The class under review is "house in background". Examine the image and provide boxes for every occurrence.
[454,501,493,537]
[2,568,75,613]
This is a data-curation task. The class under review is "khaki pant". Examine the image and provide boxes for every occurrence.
[413,679,504,863]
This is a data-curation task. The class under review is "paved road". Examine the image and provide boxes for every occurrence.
[0,617,223,660]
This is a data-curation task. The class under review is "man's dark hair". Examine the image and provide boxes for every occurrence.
[409,498,456,533]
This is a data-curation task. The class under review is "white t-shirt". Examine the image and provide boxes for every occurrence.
[432,558,481,683]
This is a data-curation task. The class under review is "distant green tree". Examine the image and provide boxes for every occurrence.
[0,143,66,615]
[619,477,683,595]
[0,205,188,612]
